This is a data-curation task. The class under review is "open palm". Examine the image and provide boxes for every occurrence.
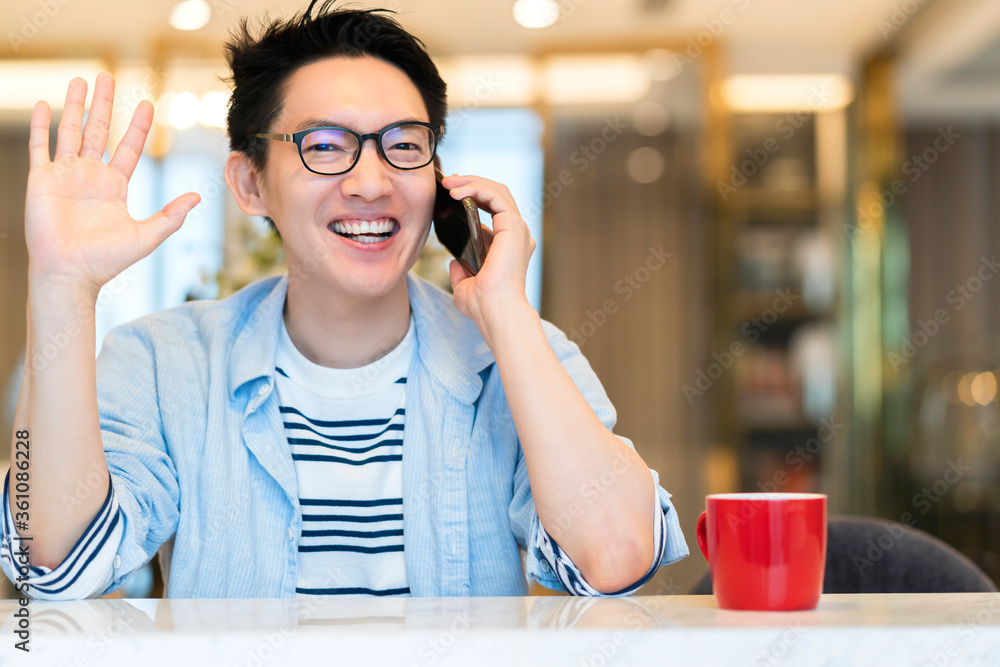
[26,74,199,294]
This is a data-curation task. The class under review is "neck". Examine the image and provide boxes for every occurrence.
[283,274,411,369]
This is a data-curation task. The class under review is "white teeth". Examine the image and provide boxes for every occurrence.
[331,219,395,240]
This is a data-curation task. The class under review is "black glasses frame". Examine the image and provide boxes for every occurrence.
[254,121,442,176]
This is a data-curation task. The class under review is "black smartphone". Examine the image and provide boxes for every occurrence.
[433,168,487,275]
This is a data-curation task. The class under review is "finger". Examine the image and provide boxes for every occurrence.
[54,78,88,160]
[447,182,521,220]
[479,223,494,254]
[80,72,115,160]
[109,100,154,180]
[449,258,471,290]
[136,192,201,257]
[28,101,51,168]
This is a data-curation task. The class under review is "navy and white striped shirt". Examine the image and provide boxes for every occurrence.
[275,314,413,597]
[3,304,669,598]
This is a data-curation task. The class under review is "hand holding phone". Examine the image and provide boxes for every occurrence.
[433,169,488,275]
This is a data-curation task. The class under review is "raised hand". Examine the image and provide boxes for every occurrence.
[25,72,200,295]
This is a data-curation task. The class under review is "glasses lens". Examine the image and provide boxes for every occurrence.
[381,124,435,169]
[300,128,358,174]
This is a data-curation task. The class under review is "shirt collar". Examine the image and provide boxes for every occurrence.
[227,273,495,404]
[405,272,495,404]
[228,274,287,400]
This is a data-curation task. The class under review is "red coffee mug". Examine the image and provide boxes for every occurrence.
[696,493,826,611]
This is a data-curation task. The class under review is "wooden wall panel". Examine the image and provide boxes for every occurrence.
[541,116,710,592]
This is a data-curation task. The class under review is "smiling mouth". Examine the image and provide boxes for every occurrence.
[329,219,398,244]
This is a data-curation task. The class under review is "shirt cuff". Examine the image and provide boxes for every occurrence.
[1,469,122,599]
[535,475,668,596]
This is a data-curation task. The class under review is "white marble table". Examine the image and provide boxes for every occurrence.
[2,594,999,665]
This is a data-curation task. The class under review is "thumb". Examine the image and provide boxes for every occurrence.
[138,192,201,254]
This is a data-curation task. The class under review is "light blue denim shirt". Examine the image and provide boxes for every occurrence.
[1,273,687,597]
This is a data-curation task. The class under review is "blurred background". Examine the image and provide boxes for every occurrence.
[1,0,999,598]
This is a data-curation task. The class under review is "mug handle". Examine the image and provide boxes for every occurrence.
[696,511,709,561]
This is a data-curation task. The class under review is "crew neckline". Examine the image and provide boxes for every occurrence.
[275,315,415,400]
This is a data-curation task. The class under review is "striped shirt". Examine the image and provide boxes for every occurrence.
[2,296,669,598]
[275,314,413,597]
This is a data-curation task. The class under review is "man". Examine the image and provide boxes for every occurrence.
[1,1,686,598]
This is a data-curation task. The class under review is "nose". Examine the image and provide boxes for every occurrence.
[340,138,392,200]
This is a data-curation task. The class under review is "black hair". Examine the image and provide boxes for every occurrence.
[224,0,448,175]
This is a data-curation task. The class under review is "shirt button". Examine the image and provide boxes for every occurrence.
[113,555,122,569]
[540,561,550,573]
[287,527,295,541]
[258,385,269,396]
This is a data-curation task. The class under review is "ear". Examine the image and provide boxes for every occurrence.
[225,151,271,217]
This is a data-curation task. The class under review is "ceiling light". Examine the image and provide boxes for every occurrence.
[0,59,104,110]
[199,91,229,128]
[722,74,854,112]
[513,0,559,29]
[170,0,211,31]
[544,55,650,105]
[436,56,538,107]
[168,92,200,128]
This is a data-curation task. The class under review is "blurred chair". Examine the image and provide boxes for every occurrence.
[688,515,998,594]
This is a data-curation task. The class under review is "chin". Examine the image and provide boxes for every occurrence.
[335,268,407,301]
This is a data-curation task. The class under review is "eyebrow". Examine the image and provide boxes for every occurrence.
[291,117,431,133]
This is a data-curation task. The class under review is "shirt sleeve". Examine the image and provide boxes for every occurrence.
[0,469,122,599]
[535,468,668,596]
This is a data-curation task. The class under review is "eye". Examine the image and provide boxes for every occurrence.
[306,142,348,153]
[302,129,354,154]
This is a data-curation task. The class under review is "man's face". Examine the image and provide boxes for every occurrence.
[256,56,436,299]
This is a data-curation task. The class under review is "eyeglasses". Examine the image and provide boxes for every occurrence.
[254,121,441,176]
